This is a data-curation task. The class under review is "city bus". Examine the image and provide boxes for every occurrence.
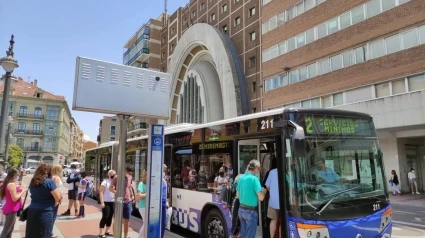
[85,108,392,238]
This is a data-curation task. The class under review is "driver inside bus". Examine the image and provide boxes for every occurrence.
[310,157,347,184]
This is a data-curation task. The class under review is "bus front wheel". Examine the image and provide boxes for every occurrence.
[203,209,227,238]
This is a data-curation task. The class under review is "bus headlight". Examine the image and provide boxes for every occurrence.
[379,207,392,233]
[297,223,330,238]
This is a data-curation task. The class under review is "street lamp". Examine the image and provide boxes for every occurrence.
[4,116,13,166]
[0,35,19,163]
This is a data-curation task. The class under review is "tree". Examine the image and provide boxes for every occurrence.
[8,145,23,167]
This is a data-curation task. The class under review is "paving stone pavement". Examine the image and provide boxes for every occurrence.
[0,175,182,238]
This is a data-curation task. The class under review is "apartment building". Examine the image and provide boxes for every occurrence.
[125,0,424,192]
[261,0,425,193]
[0,76,73,165]
[97,116,147,145]
[69,117,84,162]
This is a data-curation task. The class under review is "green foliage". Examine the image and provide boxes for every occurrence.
[8,145,23,167]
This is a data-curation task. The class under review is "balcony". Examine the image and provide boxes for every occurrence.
[16,113,44,119]
[23,147,43,152]
[127,123,147,132]
[124,48,150,66]
[15,129,43,135]
[123,33,150,57]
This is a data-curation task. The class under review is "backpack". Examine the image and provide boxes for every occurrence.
[85,180,94,197]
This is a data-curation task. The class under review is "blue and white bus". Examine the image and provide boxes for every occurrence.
[86,108,392,238]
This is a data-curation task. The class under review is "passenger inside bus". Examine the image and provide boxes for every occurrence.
[309,157,347,184]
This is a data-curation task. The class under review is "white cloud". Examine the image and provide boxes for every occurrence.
[83,134,92,142]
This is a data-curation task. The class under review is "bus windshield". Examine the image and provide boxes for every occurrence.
[286,137,387,220]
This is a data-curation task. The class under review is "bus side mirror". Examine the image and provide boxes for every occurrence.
[275,120,306,157]
[292,126,306,157]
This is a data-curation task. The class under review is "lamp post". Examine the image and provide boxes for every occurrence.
[0,35,19,163]
[4,116,13,166]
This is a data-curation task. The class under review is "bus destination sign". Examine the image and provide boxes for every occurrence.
[304,115,374,137]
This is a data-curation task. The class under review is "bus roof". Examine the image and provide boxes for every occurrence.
[87,108,372,150]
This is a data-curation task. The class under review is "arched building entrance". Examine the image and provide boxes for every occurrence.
[168,23,249,124]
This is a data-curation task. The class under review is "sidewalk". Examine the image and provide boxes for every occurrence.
[0,176,184,238]
[390,193,425,207]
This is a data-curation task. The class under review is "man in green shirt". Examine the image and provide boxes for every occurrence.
[236,160,267,238]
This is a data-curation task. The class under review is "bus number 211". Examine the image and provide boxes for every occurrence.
[261,119,274,130]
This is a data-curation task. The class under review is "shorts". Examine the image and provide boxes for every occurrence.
[267,206,280,220]
[68,190,77,200]
[78,192,86,201]
[410,178,417,183]
[123,202,132,220]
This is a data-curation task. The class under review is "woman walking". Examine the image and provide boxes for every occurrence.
[26,163,62,238]
[98,170,116,238]
[0,168,26,238]
[390,170,402,196]
[137,172,147,238]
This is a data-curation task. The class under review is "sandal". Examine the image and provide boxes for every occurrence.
[51,236,59,238]
[98,235,106,238]
[105,232,113,236]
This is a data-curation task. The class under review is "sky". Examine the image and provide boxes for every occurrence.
[0,0,188,142]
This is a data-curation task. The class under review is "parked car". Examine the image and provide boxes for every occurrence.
[24,167,36,174]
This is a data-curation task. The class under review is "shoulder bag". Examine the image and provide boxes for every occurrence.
[18,190,29,222]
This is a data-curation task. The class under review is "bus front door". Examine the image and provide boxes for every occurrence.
[238,139,263,238]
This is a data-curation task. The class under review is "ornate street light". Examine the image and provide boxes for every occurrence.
[0,35,19,163]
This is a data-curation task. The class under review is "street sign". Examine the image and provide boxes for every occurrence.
[145,124,165,238]
[72,56,170,238]
[73,57,170,119]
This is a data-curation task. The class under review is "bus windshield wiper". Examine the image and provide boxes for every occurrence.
[315,186,361,215]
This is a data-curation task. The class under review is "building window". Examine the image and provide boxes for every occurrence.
[286,7,295,21]
[340,12,351,29]
[351,5,365,25]
[17,138,24,148]
[252,108,257,113]
[179,75,204,124]
[252,82,256,93]
[33,123,41,133]
[307,63,317,78]
[200,2,205,10]
[34,107,42,118]
[250,32,256,41]
[408,74,425,91]
[392,79,406,94]
[402,29,418,50]
[111,118,116,122]
[385,34,401,54]
[171,27,175,34]
[320,59,330,75]
[111,126,116,135]
[110,137,116,141]
[162,36,166,43]
[249,7,256,17]
[222,25,228,34]
[330,54,342,71]
[234,17,241,26]
[249,57,256,68]
[317,23,327,39]
[376,82,390,98]
[192,11,196,18]
[19,106,27,117]
[162,52,166,59]
[333,93,344,106]
[262,0,271,6]
[327,17,339,35]
[171,43,175,51]
[222,4,228,13]
[367,0,381,19]
[210,13,216,22]
[370,40,385,59]
[18,122,26,133]
[342,50,353,67]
